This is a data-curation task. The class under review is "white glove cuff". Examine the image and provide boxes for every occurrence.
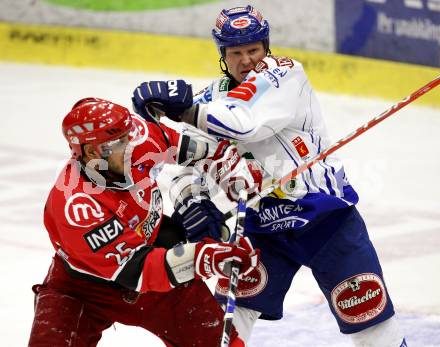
[169,174,210,210]
[165,243,196,286]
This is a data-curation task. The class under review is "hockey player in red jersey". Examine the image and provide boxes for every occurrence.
[27,97,259,346]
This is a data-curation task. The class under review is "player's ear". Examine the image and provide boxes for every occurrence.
[83,144,100,160]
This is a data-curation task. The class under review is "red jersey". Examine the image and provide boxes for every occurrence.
[44,115,182,293]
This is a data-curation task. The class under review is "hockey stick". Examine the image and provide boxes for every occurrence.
[224,75,440,221]
[220,190,248,347]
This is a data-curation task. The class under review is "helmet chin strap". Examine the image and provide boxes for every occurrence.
[219,57,240,88]
[219,56,228,74]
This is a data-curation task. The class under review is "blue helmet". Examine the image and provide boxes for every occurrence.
[212,5,270,57]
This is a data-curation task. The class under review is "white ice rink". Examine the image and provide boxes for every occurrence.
[0,62,439,346]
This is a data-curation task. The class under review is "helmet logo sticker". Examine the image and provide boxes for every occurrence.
[231,17,251,29]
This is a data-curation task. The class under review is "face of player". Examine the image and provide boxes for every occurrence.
[224,41,266,83]
[102,134,130,175]
[83,134,130,176]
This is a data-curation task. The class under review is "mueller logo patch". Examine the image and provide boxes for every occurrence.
[65,193,105,228]
[331,273,387,324]
[84,217,124,252]
[215,262,268,298]
[227,76,257,101]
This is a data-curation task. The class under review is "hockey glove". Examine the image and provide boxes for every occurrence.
[171,195,230,242]
[205,140,263,202]
[165,237,259,286]
[194,237,260,280]
[132,80,193,123]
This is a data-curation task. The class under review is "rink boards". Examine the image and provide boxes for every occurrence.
[0,21,439,107]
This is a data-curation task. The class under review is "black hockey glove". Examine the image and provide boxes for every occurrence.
[132,80,193,123]
[171,196,230,242]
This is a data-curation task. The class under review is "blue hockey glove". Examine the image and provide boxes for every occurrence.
[132,80,193,123]
[171,196,230,242]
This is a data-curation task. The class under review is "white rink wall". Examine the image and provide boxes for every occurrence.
[0,62,439,346]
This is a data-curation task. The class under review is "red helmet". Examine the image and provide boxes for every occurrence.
[62,98,132,158]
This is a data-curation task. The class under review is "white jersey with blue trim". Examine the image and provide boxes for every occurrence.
[193,55,359,231]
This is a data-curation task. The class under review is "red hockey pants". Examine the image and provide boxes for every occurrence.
[28,255,238,347]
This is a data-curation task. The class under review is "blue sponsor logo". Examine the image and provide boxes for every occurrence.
[273,67,287,78]
[258,204,309,231]
[262,216,309,231]
[263,70,280,88]
[335,0,440,66]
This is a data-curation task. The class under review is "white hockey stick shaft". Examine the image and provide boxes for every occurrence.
[224,75,440,220]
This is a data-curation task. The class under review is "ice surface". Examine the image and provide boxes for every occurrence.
[0,62,439,346]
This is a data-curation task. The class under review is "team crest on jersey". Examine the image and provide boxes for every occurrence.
[215,262,268,298]
[65,193,105,228]
[292,136,310,158]
[269,180,296,199]
[331,273,387,324]
[129,115,149,146]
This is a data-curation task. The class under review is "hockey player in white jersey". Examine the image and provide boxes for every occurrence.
[131,5,407,346]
